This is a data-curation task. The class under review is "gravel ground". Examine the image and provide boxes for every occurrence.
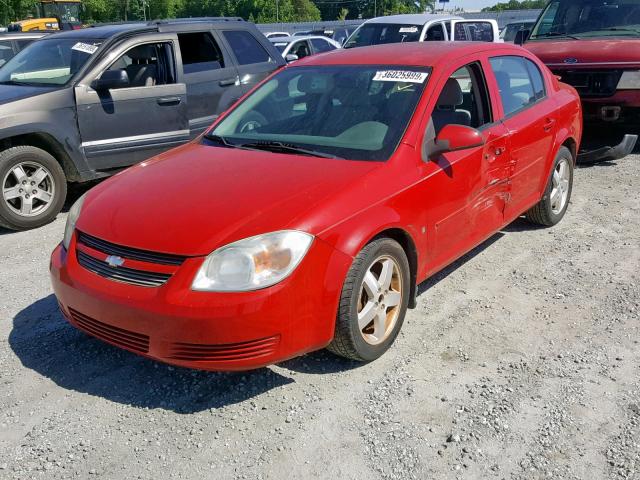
[0,154,639,480]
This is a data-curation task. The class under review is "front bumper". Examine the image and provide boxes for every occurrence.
[50,234,352,371]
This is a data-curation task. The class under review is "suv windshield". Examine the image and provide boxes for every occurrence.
[207,65,431,161]
[344,24,423,48]
[0,38,101,86]
[530,0,640,39]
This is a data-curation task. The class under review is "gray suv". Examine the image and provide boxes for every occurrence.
[0,18,285,230]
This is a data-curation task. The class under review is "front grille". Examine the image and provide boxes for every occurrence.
[77,250,171,287]
[555,69,623,98]
[69,308,150,354]
[168,335,280,362]
[77,231,187,266]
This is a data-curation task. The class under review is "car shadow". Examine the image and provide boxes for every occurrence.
[9,295,293,414]
[416,231,505,297]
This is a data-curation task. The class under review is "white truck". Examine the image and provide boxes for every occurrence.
[344,14,502,48]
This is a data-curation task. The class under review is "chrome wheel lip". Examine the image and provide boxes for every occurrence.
[2,161,55,217]
[357,255,403,346]
[550,158,570,215]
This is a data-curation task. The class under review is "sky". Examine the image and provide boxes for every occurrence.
[436,0,500,12]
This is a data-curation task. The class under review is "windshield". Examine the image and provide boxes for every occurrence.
[530,0,640,39]
[207,65,431,161]
[344,24,423,48]
[0,38,100,86]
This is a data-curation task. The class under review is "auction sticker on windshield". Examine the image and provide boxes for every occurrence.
[72,42,99,55]
[373,70,429,83]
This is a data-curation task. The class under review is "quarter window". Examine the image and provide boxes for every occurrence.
[223,30,272,65]
[489,56,536,116]
[178,32,225,73]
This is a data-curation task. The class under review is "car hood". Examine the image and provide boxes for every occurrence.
[77,142,382,256]
[525,39,640,68]
[0,84,58,105]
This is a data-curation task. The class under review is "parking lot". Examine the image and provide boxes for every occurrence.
[0,152,638,479]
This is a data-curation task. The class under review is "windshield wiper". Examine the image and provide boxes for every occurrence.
[238,141,342,159]
[203,133,261,151]
[591,27,640,34]
[531,31,580,40]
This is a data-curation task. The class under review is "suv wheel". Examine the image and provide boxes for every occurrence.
[0,146,67,231]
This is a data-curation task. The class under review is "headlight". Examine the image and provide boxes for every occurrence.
[62,193,87,250]
[618,71,640,89]
[192,230,313,292]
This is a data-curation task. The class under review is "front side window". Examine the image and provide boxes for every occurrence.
[425,23,445,41]
[432,63,492,134]
[489,56,536,116]
[223,30,272,65]
[344,23,423,48]
[290,40,311,59]
[0,38,101,86]
[178,32,225,73]
[106,42,175,89]
[530,0,640,39]
[207,65,431,161]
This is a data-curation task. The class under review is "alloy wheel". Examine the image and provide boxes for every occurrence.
[550,158,570,215]
[2,161,55,217]
[357,255,403,346]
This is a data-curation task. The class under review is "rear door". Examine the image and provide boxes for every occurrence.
[487,55,556,221]
[450,20,499,42]
[218,27,283,94]
[75,34,188,170]
[174,30,243,138]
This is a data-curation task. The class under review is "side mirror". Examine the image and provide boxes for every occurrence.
[514,29,530,45]
[423,123,485,160]
[91,69,130,91]
[285,54,299,63]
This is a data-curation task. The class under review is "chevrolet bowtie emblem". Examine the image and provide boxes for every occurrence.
[105,255,125,268]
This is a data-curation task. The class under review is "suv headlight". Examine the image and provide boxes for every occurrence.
[62,193,87,250]
[192,230,314,292]
[618,71,640,89]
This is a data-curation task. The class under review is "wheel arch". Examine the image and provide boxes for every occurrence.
[1,132,79,181]
[369,227,419,309]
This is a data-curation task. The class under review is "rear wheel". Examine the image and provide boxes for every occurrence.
[328,238,410,362]
[525,146,574,227]
[0,146,67,231]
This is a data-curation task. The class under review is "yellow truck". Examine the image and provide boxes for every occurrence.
[8,1,83,32]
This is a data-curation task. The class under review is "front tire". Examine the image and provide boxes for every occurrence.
[525,146,574,227]
[328,238,410,362]
[0,146,67,231]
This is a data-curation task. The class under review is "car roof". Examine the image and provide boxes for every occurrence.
[43,17,247,41]
[295,41,523,67]
[269,35,332,44]
[365,14,463,25]
[0,32,48,39]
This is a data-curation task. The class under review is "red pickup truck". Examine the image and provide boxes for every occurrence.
[519,0,639,162]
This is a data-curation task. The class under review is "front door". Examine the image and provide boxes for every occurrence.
[425,61,511,271]
[75,35,188,171]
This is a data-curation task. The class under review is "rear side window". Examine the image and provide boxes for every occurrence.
[525,58,546,101]
[16,39,35,51]
[223,30,272,65]
[453,22,495,42]
[0,40,14,67]
[178,32,225,73]
[310,38,335,53]
[489,56,536,116]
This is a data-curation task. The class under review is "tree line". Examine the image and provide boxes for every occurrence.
[481,0,547,12]
[1,0,435,26]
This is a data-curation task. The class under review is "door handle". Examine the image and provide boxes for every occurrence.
[157,97,181,106]
[543,118,556,132]
[219,77,238,87]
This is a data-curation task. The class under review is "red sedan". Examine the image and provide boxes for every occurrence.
[50,42,582,371]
